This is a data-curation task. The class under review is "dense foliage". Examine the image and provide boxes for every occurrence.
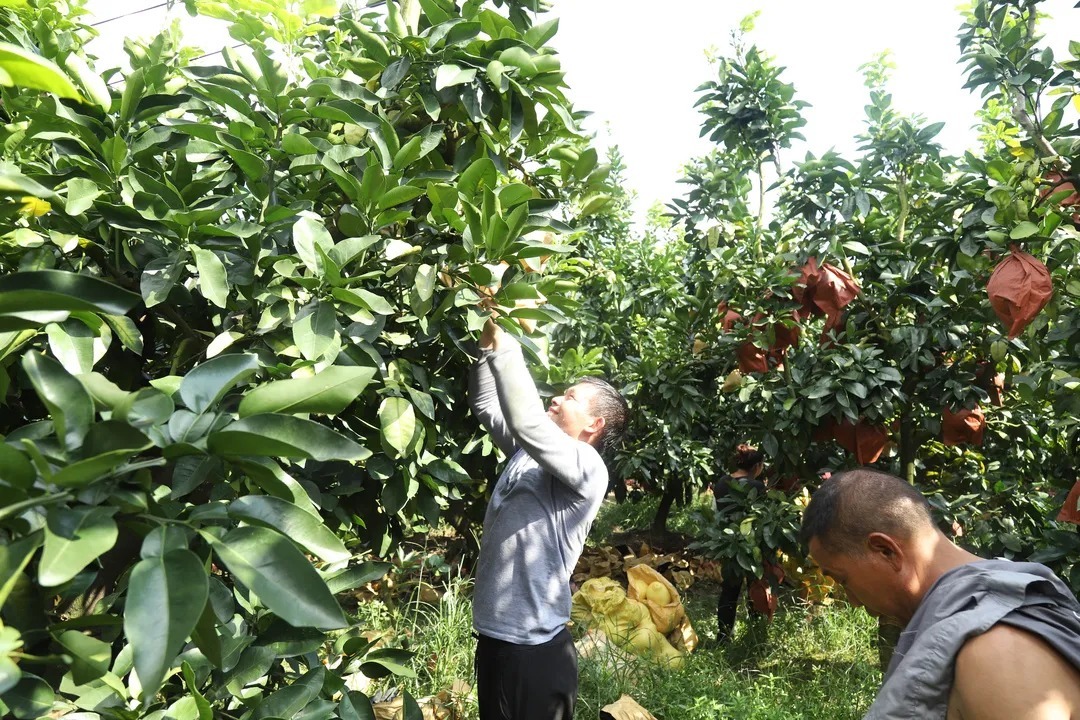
[552,2,1080,597]
[0,0,611,716]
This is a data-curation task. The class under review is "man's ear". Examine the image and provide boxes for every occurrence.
[866,532,904,572]
[587,415,606,440]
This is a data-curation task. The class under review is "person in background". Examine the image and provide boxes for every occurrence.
[712,443,767,641]
[801,468,1080,719]
[469,318,629,720]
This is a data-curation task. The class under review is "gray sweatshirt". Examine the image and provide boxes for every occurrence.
[865,559,1080,719]
[468,343,609,645]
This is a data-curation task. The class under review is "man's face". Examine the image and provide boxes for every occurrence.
[808,536,909,625]
[547,383,601,441]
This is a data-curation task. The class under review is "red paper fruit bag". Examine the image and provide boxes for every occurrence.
[986,249,1053,339]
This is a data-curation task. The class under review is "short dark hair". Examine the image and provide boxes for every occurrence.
[733,443,764,471]
[799,468,935,554]
[578,377,629,455]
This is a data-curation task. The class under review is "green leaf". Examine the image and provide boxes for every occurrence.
[102,314,143,356]
[293,214,334,275]
[434,64,476,90]
[193,248,230,309]
[377,184,425,210]
[23,350,93,452]
[842,240,871,256]
[0,270,139,317]
[0,42,83,100]
[253,666,325,720]
[0,672,54,719]
[228,495,350,563]
[125,549,208,702]
[360,647,416,679]
[63,52,110,111]
[50,449,147,489]
[0,443,34,490]
[64,177,102,215]
[293,301,339,362]
[208,414,371,461]
[402,691,424,720]
[46,317,103,375]
[223,146,268,181]
[378,397,416,456]
[332,287,395,315]
[207,526,347,629]
[0,532,42,611]
[39,505,118,587]
[0,626,21,696]
[0,167,56,200]
[579,193,611,216]
[179,354,259,414]
[524,17,559,47]
[141,255,184,308]
[1009,221,1039,240]
[339,691,377,720]
[56,630,111,685]
[238,366,376,417]
[323,561,391,594]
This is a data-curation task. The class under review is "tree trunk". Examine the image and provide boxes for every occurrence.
[878,618,902,671]
[899,407,917,485]
[652,474,682,535]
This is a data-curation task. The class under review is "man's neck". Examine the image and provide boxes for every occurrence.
[912,533,983,610]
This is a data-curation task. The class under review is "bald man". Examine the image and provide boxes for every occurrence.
[801,469,1080,720]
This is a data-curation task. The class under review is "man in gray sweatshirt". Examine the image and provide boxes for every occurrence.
[468,318,628,720]
[801,469,1080,719]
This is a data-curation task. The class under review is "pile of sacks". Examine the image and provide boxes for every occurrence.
[571,565,697,670]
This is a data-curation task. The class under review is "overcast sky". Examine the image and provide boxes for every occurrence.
[86,1,1078,220]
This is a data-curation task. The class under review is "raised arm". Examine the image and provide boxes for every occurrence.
[469,347,519,458]
[482,324,606,494]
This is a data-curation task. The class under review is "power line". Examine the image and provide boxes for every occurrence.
[91,2,169,27]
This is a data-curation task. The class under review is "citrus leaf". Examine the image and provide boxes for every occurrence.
[125,549,208,701]
[208,414,371,461]
[228,495,350,563]
[238,366,377,417]
[39,505,117,587]
[207,526,347,629]
[179,354,259,414]
[378,396,415,456]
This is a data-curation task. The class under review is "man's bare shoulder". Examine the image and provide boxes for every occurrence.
[949,623,1080,720]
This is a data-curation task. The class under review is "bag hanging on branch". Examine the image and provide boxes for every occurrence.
[1057,480,1080,525]
[942,406,986,446]
[717,301,743,331]
[975,362,1005,407]
[793,257,860,319]
[748,578,778,620]
[737,340,769,374]
[986,248,1053,338]
[829,418,889,464]
[769,314,803,356]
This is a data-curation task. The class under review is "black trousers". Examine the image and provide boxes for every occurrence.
[717,576,743,640]
[475,628,577,720]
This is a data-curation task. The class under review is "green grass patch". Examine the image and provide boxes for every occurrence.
[360,494,881,718]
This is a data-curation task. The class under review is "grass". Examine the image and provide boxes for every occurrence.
[356,495,881,719]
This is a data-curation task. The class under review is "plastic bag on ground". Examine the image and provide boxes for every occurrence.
[626,565,684,634]
[601,695,659,720]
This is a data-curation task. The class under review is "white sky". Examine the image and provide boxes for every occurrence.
[86,1,1078,220]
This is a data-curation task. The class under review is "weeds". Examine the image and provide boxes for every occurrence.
[360,495,880,718]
